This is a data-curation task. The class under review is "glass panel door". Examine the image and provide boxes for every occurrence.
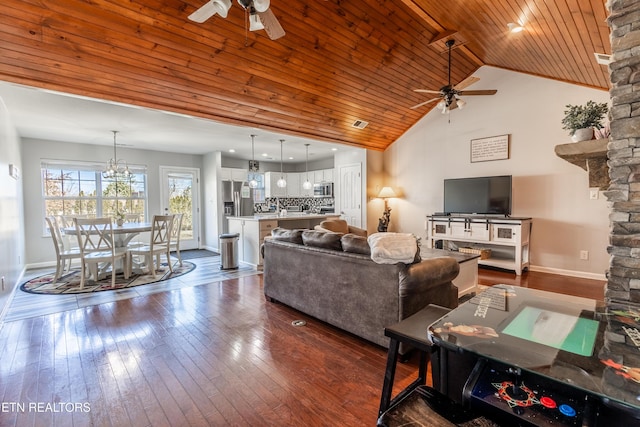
[160,166,200,250]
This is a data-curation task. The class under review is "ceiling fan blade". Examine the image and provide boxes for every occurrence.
[457,89,497,96]
[410,97,441,110]
[453,76,480,91]
[258,9,285,40]
[414,89,442,94]
[189,0,232,22]
[189,1,218,22]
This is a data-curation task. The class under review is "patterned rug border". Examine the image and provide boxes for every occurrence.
[20,261,196,295]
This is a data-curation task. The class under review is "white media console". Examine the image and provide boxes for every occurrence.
[426,215,532,275]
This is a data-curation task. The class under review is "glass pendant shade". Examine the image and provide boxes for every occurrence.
[302,143,312,189]
[248,134,259,188]
[277,139,286,188]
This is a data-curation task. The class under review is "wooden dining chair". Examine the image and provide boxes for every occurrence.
[124,213,140,223]
[127,215,174,279]
[170,213,184,266]
[74,217,129,289]
[45,216,82,283]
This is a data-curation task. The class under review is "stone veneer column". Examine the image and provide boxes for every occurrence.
[607,0,640,306]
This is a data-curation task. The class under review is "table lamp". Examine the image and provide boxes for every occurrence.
[377,187,396,232]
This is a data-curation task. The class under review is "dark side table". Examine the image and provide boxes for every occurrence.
[378,304,451,415]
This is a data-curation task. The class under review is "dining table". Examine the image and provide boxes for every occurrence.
[63,221,153,278]
[63,221,152,248]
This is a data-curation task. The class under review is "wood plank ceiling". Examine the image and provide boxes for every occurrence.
[0,0,611,152]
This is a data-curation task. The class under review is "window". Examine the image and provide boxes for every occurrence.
[42,161,147,227]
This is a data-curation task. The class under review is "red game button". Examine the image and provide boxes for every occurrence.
[540,396,557,408]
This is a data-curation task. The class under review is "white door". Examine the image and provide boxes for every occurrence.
[339,163,362,228]
[160,166,200,250]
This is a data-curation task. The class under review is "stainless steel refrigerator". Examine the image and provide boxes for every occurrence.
[222,180,254,217]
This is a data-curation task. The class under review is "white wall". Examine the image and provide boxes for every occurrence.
[0,97,25,316]
[384,66,610,278]
[21,138,204,265]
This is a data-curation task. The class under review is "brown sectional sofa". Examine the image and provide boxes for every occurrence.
[262,229,460,352]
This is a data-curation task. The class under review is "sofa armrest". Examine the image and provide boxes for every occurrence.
[347,225,367,237]
[398,257,460,319]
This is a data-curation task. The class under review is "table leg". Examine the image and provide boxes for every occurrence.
[379,338,400,415]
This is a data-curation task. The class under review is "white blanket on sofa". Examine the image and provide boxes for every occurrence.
[368,232,417,264]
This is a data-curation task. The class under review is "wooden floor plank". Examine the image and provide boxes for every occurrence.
[0,259,604,426]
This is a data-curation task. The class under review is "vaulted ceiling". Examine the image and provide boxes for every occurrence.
[0,0,611,152]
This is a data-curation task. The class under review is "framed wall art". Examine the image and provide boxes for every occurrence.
[470,134,510,163]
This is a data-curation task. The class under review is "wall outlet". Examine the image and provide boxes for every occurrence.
[580,250,589,260]
[589,189,599,200]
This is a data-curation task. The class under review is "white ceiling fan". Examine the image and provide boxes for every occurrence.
[411,39,497,112]
[189,0,285,40]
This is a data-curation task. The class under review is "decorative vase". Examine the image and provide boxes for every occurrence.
[571,127,593,142]
[117,219,124,226]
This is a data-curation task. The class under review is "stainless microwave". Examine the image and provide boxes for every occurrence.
[313,182,333,197]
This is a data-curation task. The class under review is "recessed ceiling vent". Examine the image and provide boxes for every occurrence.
[352,119,369,129]
[594,52,612,65]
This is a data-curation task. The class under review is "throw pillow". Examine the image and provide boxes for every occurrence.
[271,227,304,245]
[368,232,419,264]
[341,233,371,255]
[302,230,343,251]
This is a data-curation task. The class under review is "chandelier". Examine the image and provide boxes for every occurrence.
[102,131,131,179]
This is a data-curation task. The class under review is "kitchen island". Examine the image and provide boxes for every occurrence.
[227,214,340,268]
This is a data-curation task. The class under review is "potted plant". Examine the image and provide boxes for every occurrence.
[561,101,608,142]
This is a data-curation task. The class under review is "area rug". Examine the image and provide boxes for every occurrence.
[20,261,195,295]
[175,249,219,259]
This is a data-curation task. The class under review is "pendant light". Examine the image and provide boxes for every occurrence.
[248,134,259,188]
[302,143,312,190]
[276,139,287,188]
[102,130,131,179]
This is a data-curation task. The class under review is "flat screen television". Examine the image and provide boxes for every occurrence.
[443,175,512,216]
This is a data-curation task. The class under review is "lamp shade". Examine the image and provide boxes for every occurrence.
[377,187,396,198]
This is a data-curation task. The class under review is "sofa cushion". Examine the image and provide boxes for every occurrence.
[341,233,371,255]
[271,227,304,244]
[302,230,343,251]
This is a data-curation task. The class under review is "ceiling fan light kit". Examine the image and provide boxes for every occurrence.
[189,0,285,40]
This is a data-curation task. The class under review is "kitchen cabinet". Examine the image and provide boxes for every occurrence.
[286,173,300,197]
[264,171,287,198]
[220,167,247,181]
[313,168,334,184]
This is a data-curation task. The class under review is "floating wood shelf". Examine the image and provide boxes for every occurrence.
[554,138,609,189]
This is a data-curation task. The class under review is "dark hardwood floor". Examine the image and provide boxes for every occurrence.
[0,264,605,426]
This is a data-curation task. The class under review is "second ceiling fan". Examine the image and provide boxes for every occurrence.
[189,0,285,40]
[411,40,497,112]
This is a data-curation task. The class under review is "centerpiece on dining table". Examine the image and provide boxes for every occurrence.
[114,210,126,226]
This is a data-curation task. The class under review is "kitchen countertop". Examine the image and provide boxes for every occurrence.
[228,213,339,221]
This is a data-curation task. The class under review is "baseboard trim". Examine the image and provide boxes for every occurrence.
[0,265,26,326]
[529,265,606,281]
